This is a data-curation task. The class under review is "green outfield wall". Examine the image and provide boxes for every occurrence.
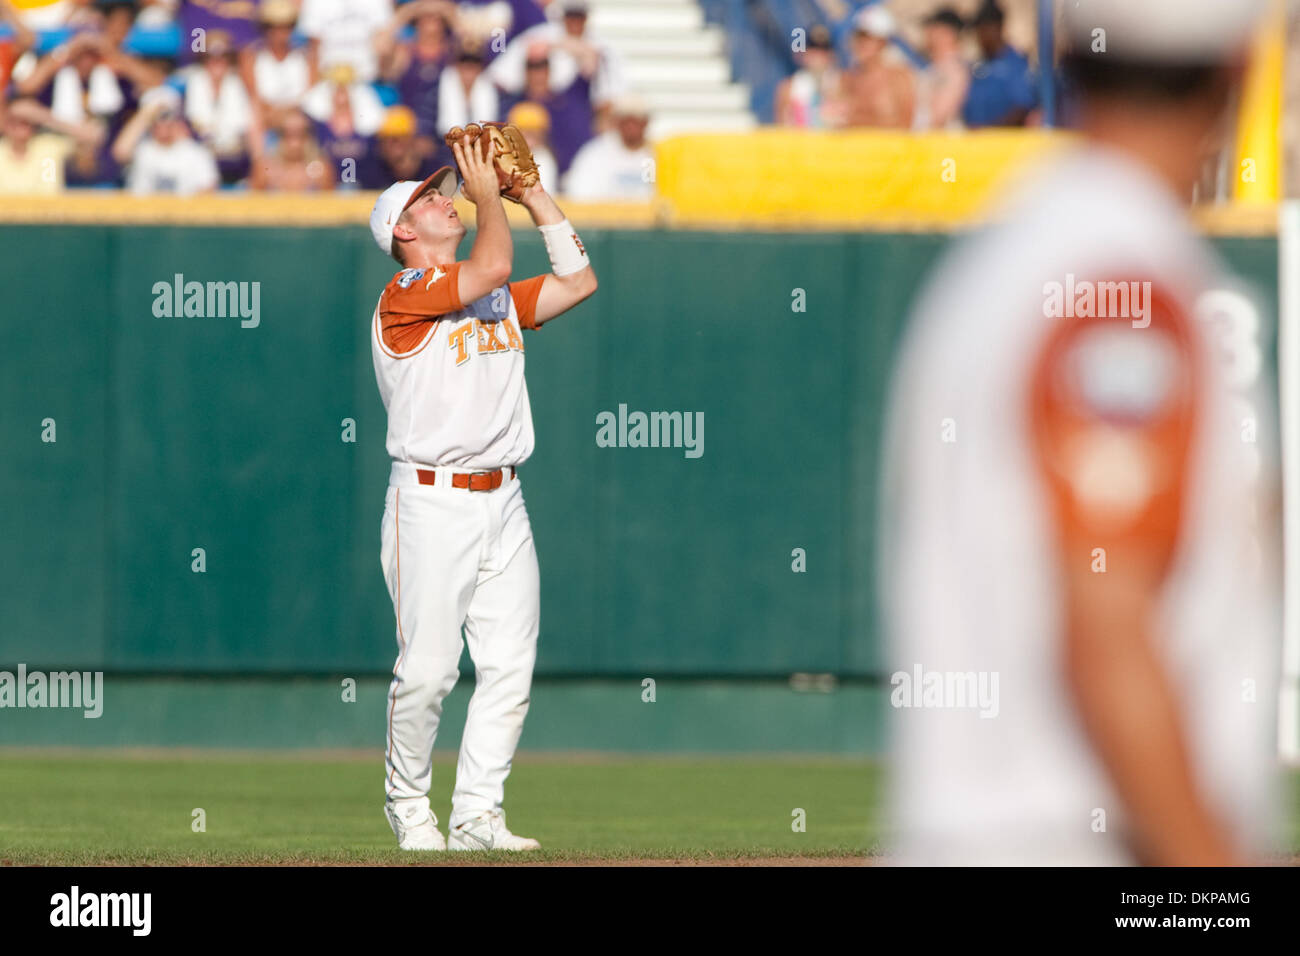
[0,676,890,753]
[0,226,1280,749]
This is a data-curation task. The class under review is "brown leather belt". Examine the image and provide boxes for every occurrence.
[417,466,516,491]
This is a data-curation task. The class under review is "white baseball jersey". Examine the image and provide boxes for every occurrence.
[371,264,547,470]
[883,145,1280,864]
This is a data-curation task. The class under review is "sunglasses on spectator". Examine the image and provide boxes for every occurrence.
[525,59,548,69]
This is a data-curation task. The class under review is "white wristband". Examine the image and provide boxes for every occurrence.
[538,219,590,277]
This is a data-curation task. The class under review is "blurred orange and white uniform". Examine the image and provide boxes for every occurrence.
[882,145,1280,864]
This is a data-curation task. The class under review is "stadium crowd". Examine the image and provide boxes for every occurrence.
[0,0,1042,197]
[0,0,653,197]
[776,0,1039,131]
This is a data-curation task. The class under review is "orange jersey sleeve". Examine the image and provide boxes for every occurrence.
[379,263,464,355]
[509,275,548,330]
[1027,279,1202,580]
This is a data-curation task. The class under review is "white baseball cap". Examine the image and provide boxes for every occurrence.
[369,166,459,258]
[1064,0,1268,64]
[852,5,896,38]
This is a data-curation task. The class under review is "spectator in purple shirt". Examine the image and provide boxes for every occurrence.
[377,0,453,140]
[454,0,544,61]
[487,0,546,40]
[364,102,439,187]
[310,69,382,188]
[13,24,166,184]
[499,38,590,174]
[179,0,261,65]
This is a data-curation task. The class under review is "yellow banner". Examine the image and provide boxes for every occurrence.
[1234,0,1285,203]
[654,128,1074,229]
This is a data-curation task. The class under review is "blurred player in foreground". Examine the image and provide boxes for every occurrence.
[883,0,1281,865]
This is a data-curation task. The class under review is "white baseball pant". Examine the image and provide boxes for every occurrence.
[380,462,540,829]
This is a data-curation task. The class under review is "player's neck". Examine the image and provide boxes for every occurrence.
[1080,108,1220,201]
[401,239,460,270]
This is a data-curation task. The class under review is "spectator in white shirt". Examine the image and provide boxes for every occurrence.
[436,40,497,136]
[13,29,164,126]
[112,85,220,194]
[183,29,254,180]
[240,0,311,125]
[302,62,385,136]
[489,0,623,119]
[562,93,652,201]
[298,0,394,86]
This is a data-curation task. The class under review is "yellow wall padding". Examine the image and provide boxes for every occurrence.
[1234,0,1285,204]
[654,128,1074,229]
[0,192,661,229]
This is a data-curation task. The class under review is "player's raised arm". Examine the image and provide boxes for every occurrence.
[516,183,598,327]
[453,137,514,304]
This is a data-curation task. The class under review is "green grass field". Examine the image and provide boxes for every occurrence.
[3,752,1296,865]
[0,752,883,865]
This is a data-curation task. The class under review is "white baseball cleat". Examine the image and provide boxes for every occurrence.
[447,810,541,851]
[385,801,447,851]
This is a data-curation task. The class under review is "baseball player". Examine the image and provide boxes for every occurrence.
[368,126,597,850]
[883,0,1280,864]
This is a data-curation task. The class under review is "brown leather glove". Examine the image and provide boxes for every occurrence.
[444,122,541,203]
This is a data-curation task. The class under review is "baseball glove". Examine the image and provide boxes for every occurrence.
[445,122,541,203]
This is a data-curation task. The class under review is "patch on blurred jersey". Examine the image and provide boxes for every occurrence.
[1061,326,1184,424]
[1061,429,1156,523]
[396,268,426,288]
